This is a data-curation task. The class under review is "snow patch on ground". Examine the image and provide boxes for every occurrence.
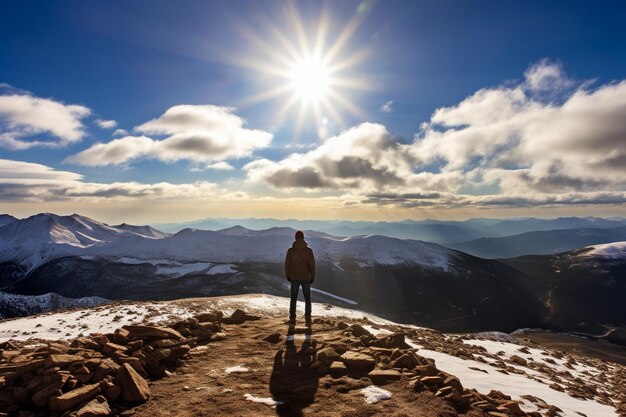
[243,393,283,407]
[463,338,606,382]
[156,262,213,276]
[581,241,626,258]
[333,261,344,271]
[208,264,236,274]
[225,365,250,374]
[407,340,617,417]
[360,386,392,404]
[310,288,357,305]
[116,257,177,265]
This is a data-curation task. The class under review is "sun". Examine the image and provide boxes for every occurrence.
[232,3,372,137]
[289,55,331,104]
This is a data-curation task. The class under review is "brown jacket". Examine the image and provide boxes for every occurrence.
[285,239,315,281]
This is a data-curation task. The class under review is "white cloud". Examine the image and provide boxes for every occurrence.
[67,105,272,166]
[0,158,82,181]
[205,161,234,170]
[65,136,155,166]
[190,161,234,172]
[524,59,573,92]
[0,89,91,150]
[380,100,393,113]
[94,119,117,129]
[0,158,228,202]
[412,61,626,193]
[244,60,626,209]
[112,128,128,136]
[245,123,414,191]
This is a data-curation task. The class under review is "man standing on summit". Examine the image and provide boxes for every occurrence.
[285,230,315,326]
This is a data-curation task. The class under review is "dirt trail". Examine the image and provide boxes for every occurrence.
[129,317,471,417]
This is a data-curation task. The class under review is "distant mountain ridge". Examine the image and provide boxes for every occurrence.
[152,215,626,244]
[448,226,626,259]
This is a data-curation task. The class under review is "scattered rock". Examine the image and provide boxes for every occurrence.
[340,351,376,373]
[367,369,402,385]
[329,361,348,377]
[223,309,247,324]
[509,355,527,366]
[390,352,419,370]
[262,333,282,344]
[73,395,111,416]
[317,347,340,365]
[49,383,101,412]
[123,325,183,340]
[116,363,150,403]
[44,354,83,369]
[347,324,371,338]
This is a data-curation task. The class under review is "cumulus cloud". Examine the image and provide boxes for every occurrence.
[67,105,272,166]
[0,158,230,202]
[412,60,626,194]
[112,128,128,136]
[94,119,117,129]
[245,60,626,209]
[245,123,414,191]
[524,59,573,92]
[380,100,393,113]
[0,88,91,149]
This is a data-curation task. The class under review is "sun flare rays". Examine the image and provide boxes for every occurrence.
[235,3,372,139]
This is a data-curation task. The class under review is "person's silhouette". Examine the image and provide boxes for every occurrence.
[269,328,319,417]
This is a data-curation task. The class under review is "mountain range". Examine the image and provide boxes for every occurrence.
[0,212,625,340]
[153,215,626,244]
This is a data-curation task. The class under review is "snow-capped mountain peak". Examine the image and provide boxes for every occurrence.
[0,213,453,271]
[580,241,626,259]
[0,213,171,271]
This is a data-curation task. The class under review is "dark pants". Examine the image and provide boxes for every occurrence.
[289,280,311,319]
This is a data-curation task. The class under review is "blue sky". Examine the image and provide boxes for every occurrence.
[1,0,625,223]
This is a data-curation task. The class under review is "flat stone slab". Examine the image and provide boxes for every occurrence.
[367,369,402,385]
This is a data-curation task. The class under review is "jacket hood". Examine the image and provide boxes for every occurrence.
[292,239,308,249]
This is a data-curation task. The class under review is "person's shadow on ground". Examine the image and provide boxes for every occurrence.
[269,326,319,417]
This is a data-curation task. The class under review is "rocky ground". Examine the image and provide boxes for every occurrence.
[0,295,624,417]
